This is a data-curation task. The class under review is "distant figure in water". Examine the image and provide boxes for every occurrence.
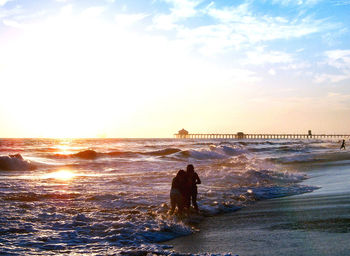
[169,170,187,215]
[186,164,201,212]
[340,139,346,150]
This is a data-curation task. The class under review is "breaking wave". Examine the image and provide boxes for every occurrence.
[52,148,184,159]
[50,145,246,160]
[144,148,182,156]
[0,138,340,255]
[179,145,246,160]
[0,154,36,171]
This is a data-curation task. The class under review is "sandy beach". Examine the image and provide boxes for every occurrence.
[166,162,350,255]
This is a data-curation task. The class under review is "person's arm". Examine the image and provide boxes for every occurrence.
[171,177,178,189]
[195,173,201,184]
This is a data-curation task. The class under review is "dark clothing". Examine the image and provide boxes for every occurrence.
[170,173,187,214]
[170,168,201,215]
[189,172,201,188]
[171,176,182,191]
[171,175,188,196]
[340,140,346,150]
[186,172,201,211]
[190,187,198,210]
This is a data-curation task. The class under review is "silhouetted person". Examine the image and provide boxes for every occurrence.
[340,139,346,150]
[186,164,201,212]
[170,170,187,215]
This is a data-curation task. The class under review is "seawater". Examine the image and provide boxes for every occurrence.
[0,138,346,255]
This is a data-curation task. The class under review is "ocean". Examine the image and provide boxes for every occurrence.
[0,138,348,255]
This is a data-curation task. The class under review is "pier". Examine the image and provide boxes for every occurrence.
[174,129,350,140]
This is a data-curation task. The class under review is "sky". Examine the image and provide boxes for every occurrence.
[0,0,350,138]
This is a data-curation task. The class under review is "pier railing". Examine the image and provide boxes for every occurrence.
[174,133,350,140]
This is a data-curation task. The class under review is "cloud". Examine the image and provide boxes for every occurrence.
[115,13,149,27]
[271,0,323,6]
[152,0,202,30]
[0,4,261,112]
[150,1,339,59]
[205,3,334,43]
[280,62,311,70]
[2,19,25,28]
[0,0,347,89]
[244,50,294,65]
[224,68,262,84]
[325,49,350,70]
[81,6,105,18]
[206,2,251,23]
[0,4,22,20]
[314,73,350,83]
[331,0,350,5]
[0,0,12,6]
[163,0,201,18]
[314,49,350,83]
[322,27,348,46]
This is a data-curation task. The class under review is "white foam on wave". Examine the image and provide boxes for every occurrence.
[179,145,246,160]
[0,154,36,171]
[0,138,326,255]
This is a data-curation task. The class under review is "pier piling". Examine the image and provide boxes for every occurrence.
[174,130,350,140]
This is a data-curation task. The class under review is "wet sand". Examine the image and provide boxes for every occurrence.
[166,163,350,255]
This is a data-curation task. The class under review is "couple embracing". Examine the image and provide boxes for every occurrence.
[170,164,201,215]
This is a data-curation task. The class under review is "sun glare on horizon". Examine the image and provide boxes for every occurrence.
[43,170,77,181]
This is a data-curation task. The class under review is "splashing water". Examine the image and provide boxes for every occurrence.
[0,138,336,254]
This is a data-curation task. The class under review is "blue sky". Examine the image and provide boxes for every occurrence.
[0,0,350,137]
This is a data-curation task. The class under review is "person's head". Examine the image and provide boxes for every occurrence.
[186,164,194,174]
[176,169,186,178]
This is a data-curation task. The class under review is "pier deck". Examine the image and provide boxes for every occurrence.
[174,133,350,140]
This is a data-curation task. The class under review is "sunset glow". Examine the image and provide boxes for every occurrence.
[1,0,350,137]
[44,170,76,180]
[1,2,350,253]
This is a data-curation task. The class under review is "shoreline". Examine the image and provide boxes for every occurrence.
[164,163,350,255]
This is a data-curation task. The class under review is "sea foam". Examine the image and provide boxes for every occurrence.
[0,154,36,171]
[0,138,332,255]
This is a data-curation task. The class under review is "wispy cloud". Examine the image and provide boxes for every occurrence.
[244,49,294,65]
[0,0,348,89]
[331,0,350,5]
[322,28,348,46]
[0,4,22,20]
[0,0,13,7]
[152,0,202,30]
[325,49,350,69]
[150,1,339,60]
[314,73,350,83]
[205,3,336,44]
[81,6,105,18]
[314,49,350,83]
[280,62,312,70]
[2,19,25,28]
[115,13,149,27]
[271,0,323,6]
